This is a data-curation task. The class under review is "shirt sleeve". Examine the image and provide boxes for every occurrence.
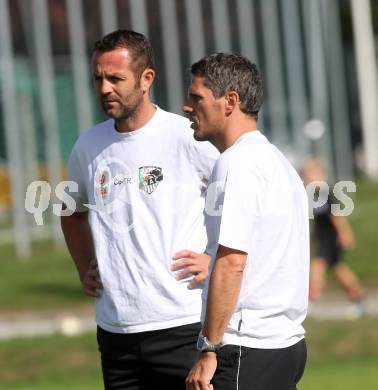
[217,155,263,254]
[65,145,88,212]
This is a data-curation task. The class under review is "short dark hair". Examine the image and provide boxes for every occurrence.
[191,53,263,119]
[93,29,155,79]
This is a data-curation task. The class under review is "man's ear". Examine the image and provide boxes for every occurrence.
[141,68,155,93]
[224,91,240,115]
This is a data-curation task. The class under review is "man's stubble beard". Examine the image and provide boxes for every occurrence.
[103,80,144,122]
[116,95,143,121]
[193,131,206,142]
[193,128,213,143]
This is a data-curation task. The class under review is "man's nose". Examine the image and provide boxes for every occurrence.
[97,79,113,95]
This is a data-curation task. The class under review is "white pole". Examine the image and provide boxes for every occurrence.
[0,0,31,259]
[235,0,267,138]
[100,0,118,35]
[128,0,155,100]
[350,0,378,179]
[66,0,93,133]
[211,0,232,53]
[19,90,39,195]
[236,0,258,63]
[32,0,63,245]
[322,0,354,180]
[19,86,42,238]
[185,0,206,63]
[129,0,149,37]
[261,0,289,148]
[281,0,310,160]
[160,0,184,113]
[301,0,334,178]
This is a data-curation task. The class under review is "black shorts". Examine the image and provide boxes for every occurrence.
[213,339,307,390]
[97,322,201,390]
[316,236,342,267]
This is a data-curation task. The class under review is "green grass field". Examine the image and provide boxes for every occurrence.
[0,241,87,311]
[0,318,377,389]
[0,332,102,389]
[342,178,378,283]
[301,317,378,389]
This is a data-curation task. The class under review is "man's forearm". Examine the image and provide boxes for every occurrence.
[331,215,353,236]
[202,245,247,344]
[330,214,355,248]
[61,211,95,281]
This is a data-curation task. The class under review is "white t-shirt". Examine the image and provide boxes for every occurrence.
[66,106,218,333]
[203,131,309,349]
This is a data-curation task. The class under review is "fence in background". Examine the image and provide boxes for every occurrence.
[0,0,377,258]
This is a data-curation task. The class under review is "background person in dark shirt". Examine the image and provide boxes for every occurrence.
[303,159,365,319]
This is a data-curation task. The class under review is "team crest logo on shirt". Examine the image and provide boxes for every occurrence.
[139,166,163,194]
[95,168,111,200]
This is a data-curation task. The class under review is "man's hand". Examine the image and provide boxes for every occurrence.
[82,259,103,297]
[186,352,217,390]
[172,250,211,288]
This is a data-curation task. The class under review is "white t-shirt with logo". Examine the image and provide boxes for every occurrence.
[66,106,218,333]
[203,131,309,349]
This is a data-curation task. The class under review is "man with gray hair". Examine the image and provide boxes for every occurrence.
[184,53,309,390]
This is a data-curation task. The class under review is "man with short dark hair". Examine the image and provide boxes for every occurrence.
[184,53,309,390]
[61,30,218,389]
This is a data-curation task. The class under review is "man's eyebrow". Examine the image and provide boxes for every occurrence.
[93,72,126,79]
[188,90,202,98]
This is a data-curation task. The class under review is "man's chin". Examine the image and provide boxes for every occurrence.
[103,107,122,119]
[193,130,207,142]
[102,106,115,116]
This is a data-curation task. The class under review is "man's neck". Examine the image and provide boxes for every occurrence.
[217,117,258,153]
[115,100,156,133]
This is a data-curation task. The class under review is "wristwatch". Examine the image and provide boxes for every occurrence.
[197,332,222,353]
